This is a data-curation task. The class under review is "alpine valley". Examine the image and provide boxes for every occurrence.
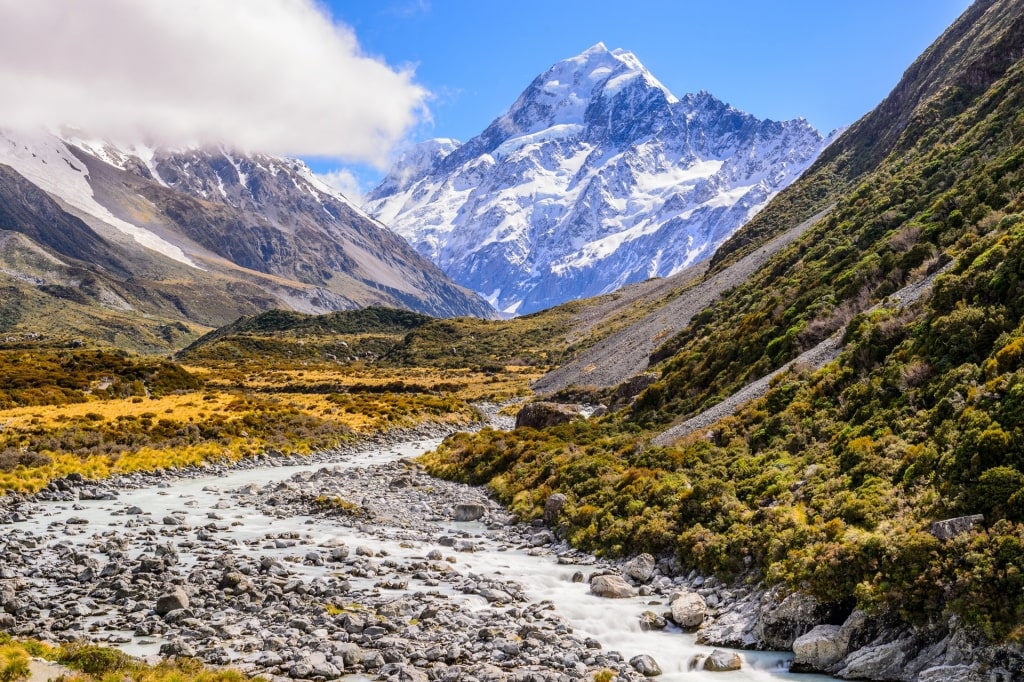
[0,130,493,351]
[2,2,1024,682]
[366,43,831,315]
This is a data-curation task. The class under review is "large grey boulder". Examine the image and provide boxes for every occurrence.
[590,574,637,598]
[154,587,189,615]
[453,503,486,521]
[837,639,913,680]
[791,624,845,672]
[623,553,656,583]
[670,590,707,630]
[543,493,568,525]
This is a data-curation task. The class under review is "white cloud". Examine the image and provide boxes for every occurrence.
[0,0,429,165]
[317,168,367,204]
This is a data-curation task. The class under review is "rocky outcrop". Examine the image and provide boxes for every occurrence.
[515,402,587,429]
[929,515,984,541]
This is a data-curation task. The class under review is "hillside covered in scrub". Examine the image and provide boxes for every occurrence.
[423,0,1024,646]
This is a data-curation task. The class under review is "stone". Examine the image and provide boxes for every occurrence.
[629,654,662,676]
[918,665,985,682]
[453,503,486,522]
[670,590,707,630]
[515,402,585,429]
[837,639,913,681]
[589,574,637,598]
[929,515,984,541]
[703,650,741,672]
[543,493,568,526]
[638,610,667,631]
[154,587,189,615]
[623,553,656,583]
[756,589,825,650]
[791,624,844,671]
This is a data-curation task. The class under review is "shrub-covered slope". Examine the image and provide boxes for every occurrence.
[423,0,1024,641]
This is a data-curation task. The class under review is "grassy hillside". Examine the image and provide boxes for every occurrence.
[423,0,1024,641]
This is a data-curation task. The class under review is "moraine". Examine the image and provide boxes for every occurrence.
[0,436,833,682]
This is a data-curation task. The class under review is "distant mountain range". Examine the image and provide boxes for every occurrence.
[367,43,832,315]
[0,131,493,349]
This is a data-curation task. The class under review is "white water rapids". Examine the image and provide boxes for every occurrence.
[11,436,834,682]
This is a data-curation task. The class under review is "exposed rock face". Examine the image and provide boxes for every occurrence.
[929,514,984,541]
[791,624,845,671]
[755,590,826,650]
[670,590,708,630]
[514,402,586,429]
[589,574,637,599]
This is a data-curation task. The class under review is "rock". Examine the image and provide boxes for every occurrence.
[453,503,486,522]
[543,493,568,526]
[638,610,666,631]
[515,402,585,429]
[125,506,144,515]
[837,639,913,680]
[154,587,189,615]
[929,515,984,541]
[623,553,656,583]
[791,624,844,672]
[629,654,662,676]
[756,589,825,650]
[670,590,707,630]
[703,650,741,672]
[918,665,986,682]
[589,574,637,599]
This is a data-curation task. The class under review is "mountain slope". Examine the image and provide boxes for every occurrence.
[422,0,1024,675]
[0,131,493,350]
[367,44,827,315]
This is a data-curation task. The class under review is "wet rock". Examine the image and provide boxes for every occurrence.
[589,574,637,598]
[703,649,741,672]
[453,503,486,522]
[638,611,666,631]
[670,590,707,630]
[629,653,662,676]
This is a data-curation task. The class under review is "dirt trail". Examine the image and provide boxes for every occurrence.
[534,207,834,394]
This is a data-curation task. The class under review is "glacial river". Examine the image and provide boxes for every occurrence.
[13,436,834,682]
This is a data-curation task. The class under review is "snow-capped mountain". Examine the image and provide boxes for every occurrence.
[366,43,830,315]
[0,129,493,346]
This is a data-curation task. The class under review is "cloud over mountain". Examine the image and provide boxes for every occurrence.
[0,0,427,164]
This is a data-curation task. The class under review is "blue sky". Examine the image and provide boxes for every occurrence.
[316,0,971,195]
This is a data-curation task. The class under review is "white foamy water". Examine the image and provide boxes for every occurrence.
[10,436,833,681]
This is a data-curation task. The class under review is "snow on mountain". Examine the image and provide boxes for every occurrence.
[366,43,828,316]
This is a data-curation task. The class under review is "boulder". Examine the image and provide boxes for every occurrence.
[590,574,637,598]
[453,503,486,522]
[791,624,844,672]
[756,589,826,650]
[638,610,667,631]
[703,650,741,672]
[623,553,656,583]
[629,654,662,677]
[543,493,568,525]
[154,587,189,615]
[670,590,707,630]
[837,639,913,681]
[929,515,984,541]
[515,402,585,429]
